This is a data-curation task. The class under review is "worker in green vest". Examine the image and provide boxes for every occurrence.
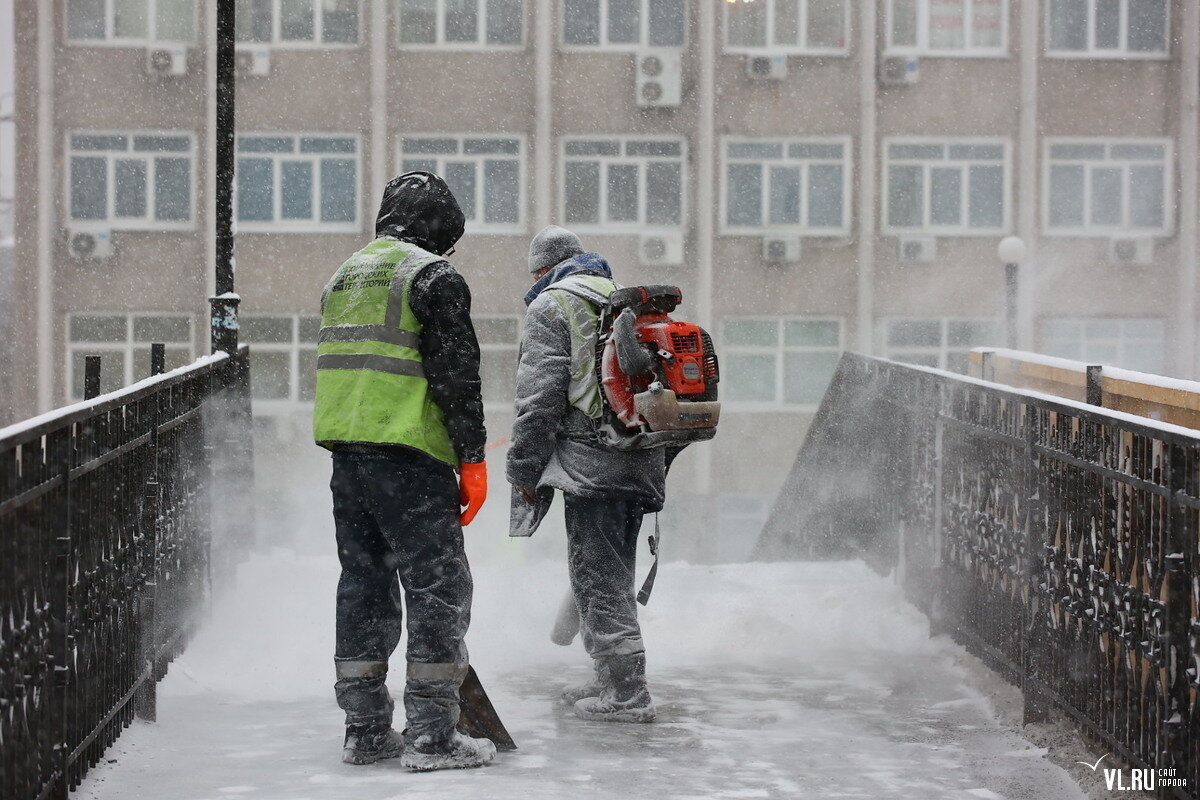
[313,172,493,772]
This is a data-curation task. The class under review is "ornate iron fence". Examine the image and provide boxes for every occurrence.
[758,352,1198,799]
[0,345,253,800]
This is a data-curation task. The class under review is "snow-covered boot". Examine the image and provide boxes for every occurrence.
[559,660,610,705]
[573,653,656,723]
[400,730,497,772]
[342,724,404,765]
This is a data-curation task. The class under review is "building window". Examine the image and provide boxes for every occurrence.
[562,137,685,230]
[67,0,196,44]
[398,0,523,46]
[725,0,847,54]
[722,139,851,235]
[240,315,320,403]
[67,133,195,230]
[885,139,1008,235]
[562,0,685,48]
[235,134,360,232]
[887,0,1006,54]
[1044,139,1171,235]
[398,136,524,230]
[1046,0,1167,57]
[67,313,193,400]
[236,0,360,45]
[475,315,520,408]
[1041,317,1165,374]
[722,318,842,408]
[882,318,999,373]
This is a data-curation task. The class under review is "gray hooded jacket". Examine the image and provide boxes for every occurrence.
[507,252,666,511]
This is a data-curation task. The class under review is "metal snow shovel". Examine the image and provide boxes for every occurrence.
[457,666,517,751]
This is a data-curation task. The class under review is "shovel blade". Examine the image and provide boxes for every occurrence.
[457,666,517,752]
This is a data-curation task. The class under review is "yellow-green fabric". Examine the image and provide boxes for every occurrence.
[313,237,456,465]
[546,274,617,419]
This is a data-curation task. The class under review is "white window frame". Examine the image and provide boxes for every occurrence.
[396,134,527,233]
[65,131,197,231]
[1039,316,1166,373]
[719,136,853,236]
[474,313,522,411]
[240,314,320,409]
[884,0,1009,57]
[235,133,362,233]
[234,0,362,48]
[882,137,1011,237]
[721,316,844,411]
[395,0,526,49]
[65,312,195,402]
[1042,137,1173,237]
[722,0,850,56]
[65,0,198,46]
[560,0,688,50]
[559,135,688,232]
[879,316,1000,371]
[1044,0,1170,60]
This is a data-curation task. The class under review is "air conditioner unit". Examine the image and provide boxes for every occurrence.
[762,235,801,264]
[746,55,787,80]
[638,232,684,266]
[236,48,271,77]
[879,56,919,86]
[636,49,682,108]
[898,235,936,264]
[145,47,188,78]
[67,228,113,261]
[1109,237,1154,266]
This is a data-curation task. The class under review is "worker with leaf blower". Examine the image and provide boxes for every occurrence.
[507,225,721,724]
[313,172,494,770]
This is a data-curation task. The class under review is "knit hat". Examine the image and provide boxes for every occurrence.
[527,225,585,273]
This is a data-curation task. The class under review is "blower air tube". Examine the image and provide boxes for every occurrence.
[613,308,655,377]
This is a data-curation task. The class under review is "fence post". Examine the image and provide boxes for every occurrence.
[83,356,101,400]
[1162,443,1192,780]
[1021,401,1050,724]
[1085,365,1103,407]
[928,381,947,636]
[135,345,165,722]
[48,430,73,800]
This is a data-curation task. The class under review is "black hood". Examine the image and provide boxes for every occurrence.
[375,171,466,256]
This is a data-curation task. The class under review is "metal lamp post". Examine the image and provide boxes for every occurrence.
[997,236,1026,351]
[211,0,238,354]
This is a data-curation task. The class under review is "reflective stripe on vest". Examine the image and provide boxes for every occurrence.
[312,238,456,464]
[546,274,618,419]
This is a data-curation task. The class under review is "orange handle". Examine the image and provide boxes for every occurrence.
[458,461,488,526]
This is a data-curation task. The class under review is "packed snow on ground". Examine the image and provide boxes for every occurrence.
[75,488,1086,800]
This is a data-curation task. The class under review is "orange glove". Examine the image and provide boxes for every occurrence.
[458,461,488,527]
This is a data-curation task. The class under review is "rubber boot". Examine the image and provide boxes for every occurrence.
[400,731,497,772]
[559,660,610,706]
[573,653,656,723]
[342,723,404,765]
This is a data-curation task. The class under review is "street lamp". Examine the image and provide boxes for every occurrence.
[997,236,1026,350]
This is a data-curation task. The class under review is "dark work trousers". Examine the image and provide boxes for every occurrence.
[330,449,472,744]
[564,494,646,659]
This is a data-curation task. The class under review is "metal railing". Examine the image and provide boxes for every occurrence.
[0,345,253,800]
[758,353,1198,799]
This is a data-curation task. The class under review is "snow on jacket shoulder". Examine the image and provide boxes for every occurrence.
[507,280,666,510]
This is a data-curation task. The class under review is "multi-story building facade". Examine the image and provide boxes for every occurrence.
[10,0,1200,559]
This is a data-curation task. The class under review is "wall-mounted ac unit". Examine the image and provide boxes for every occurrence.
[879,56,919,86]
[898,235,936,263]
[762,235,801,264]
[146,47,188,77]
[639,232,684,266]
[236,48,272,77]
[746,55,787,80]
[1109,237,1154,266]
[68,228,114,261]
[636,49,682,108]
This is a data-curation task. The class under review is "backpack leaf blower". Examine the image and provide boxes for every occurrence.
[595,285,721,450]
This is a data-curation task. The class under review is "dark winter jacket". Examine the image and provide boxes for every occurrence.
[507,252,666,510]
[344,172,486,463]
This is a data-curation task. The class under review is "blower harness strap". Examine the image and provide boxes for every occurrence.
[636,513,660,606]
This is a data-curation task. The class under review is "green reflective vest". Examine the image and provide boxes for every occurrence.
[312,237,457,465]
[544,274,618,419]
